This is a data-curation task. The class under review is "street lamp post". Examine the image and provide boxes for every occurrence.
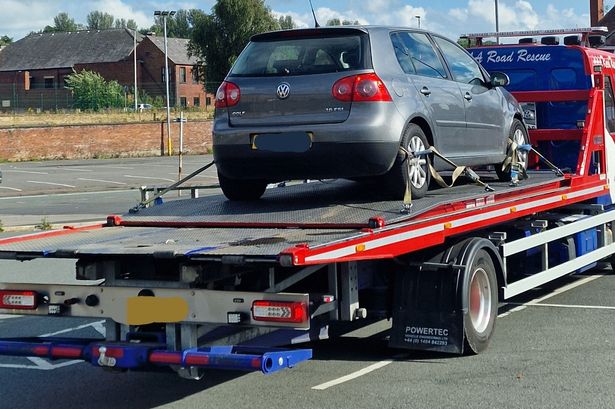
[154,10,176,156]
[415,15,421,29]
[495,0,500,44]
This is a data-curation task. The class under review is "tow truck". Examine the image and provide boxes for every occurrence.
[1,27,615,379]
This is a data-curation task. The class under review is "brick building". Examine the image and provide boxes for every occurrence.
[0,29,207,111]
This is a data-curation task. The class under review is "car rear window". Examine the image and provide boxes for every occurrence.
[230,34,367,77]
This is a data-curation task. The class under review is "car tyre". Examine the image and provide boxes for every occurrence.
[496,119,529,182]
[382,124,431,199]
[218,171,267,201]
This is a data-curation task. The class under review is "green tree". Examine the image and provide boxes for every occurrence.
[0,35,12,46]
[189,0,278,91]
[326,18,359,26]
[87,11,115,30]
[277,15,296,29]
[148,9,205,38]
[114,18,138,30]
[65,70,124,111]
[44,12,80,32]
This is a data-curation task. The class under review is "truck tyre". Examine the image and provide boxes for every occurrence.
[497,119,529,181]
[383,124,431,199]
[463,249,498,354]
[218,171,267,201]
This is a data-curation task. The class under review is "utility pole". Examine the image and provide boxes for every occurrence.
[154,10,176,156]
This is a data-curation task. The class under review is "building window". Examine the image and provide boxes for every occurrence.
[180,97,187,107]
[44,76,54,89]
[63,76,70,88]
[192,67,199,83]
[206,97,212,106]
[161,67,166,82]
[193,97,200,107]
[180,67,187,83]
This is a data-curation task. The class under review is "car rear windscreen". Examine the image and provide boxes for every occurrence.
[230,34,367,77]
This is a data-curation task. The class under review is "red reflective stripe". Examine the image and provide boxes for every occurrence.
[511,89,590,102]
[51,346,83,358]
[149,351,182,364]
[91,346,125,358]
[0,224,104,246]
[184,354,209,366]
[32,346,50,356]
[251,358,261,369]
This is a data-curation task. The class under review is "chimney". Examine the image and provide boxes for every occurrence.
[590,0,604,26]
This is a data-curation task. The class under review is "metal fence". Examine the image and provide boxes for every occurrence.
[0,82,220,113]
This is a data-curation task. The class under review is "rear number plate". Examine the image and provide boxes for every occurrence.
[251,132,312,152]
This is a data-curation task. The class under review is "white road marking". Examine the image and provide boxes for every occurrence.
[0,320,105,370]
[312,356,405,390]
[508,302,615,311]
[5,170,48,175]
[123,174,175,182]
[0,186,23,191]
[0,189,133,200]
[77,178,127,185]
[58,168,93,172]
[498,274,604,318]
[27,181,76,188]
[38,320,106,337]
[0,314,22,319]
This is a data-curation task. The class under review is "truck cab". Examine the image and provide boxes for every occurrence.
[466,27,615,172]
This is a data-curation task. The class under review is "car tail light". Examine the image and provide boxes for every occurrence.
[215,81,241,108]
[252,300,308,323]
[0,290,38,309]
[332,73,392,102]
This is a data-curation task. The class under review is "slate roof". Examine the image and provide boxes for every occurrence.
[0,29,141,72]
[599,9,615,44]
[145,36,197,65]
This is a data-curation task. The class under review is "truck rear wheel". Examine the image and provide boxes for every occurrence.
[463,249,498,354]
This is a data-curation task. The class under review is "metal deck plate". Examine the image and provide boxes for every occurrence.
[0,171,562,260]
[123,172,562,227]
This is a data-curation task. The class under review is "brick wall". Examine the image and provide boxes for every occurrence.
[0,120,212,161]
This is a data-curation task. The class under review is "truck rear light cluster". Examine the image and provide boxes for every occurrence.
[332,73,392,102]
[215,81,241,108]
[0,290,38,309]
[252,300,308,323]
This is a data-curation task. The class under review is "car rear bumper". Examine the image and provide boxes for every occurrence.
[214,141,400,181]
[213,104,406,181]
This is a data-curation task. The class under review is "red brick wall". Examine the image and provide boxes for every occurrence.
[0,120,212,161]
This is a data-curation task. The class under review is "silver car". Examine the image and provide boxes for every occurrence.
[213,26,527,200]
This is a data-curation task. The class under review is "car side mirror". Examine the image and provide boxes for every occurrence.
[490,72,510,87]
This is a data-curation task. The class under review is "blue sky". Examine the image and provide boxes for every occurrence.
[0,1,601,41]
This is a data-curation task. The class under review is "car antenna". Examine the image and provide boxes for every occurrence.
[308,0,320,27]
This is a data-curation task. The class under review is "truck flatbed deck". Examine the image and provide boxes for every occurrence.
[0,171,601,265]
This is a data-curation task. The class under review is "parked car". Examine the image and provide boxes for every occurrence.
[213,26,528,200]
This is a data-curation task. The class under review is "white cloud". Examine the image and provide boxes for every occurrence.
[90,0,152,29]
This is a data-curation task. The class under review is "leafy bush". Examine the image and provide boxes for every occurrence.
[65,70,124,111]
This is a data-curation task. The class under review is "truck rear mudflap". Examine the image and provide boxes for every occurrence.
[0,337,312,374]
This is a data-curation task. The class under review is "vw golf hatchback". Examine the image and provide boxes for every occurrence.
[213,26,527,200]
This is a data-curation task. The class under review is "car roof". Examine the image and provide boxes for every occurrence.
[250,26,437,42]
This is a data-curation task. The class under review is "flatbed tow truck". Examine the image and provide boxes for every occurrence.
[1,27,615,379]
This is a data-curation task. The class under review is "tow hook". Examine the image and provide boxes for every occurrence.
[97,346,117,367]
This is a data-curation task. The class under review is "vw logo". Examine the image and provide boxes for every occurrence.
[276,83,291,99]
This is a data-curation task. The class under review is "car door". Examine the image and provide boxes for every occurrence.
[391,31,466,159]
[432,35,506,162]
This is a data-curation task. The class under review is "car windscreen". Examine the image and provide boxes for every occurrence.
[230,34,367,77]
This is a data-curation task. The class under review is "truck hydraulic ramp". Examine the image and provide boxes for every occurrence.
[1,27,615,379]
